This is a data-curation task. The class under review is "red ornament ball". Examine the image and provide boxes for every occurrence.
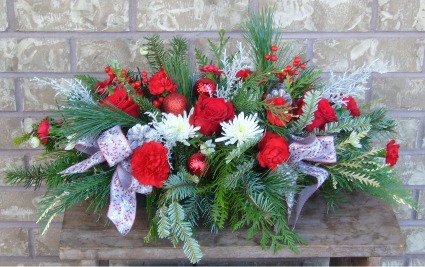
[193,78,216,96]
[162,92,188,115]
[187,153,207,177]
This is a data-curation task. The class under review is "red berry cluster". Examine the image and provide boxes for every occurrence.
[96,66,149,97]
[264,45,278,62]
[152,96,164,108]
[275,56,307,83]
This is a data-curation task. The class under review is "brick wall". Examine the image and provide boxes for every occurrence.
[0,0,424,265]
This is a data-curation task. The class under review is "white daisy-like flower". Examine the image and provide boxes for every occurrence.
[200,140,216,155]
[215,112,264,147]
[154,109,200,147]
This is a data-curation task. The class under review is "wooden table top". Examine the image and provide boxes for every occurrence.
[59,192,405,261]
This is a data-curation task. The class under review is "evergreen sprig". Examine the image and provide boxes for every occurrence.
[58,100,143,141]
[314,115,371,135]
[37,168,112,234]
[289,90,321,134]
[241,7,280,71]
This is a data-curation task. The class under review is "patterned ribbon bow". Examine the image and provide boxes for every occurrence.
[59,125,152,235]
[279,135,336,228]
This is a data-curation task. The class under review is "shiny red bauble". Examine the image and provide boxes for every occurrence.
[161,92,188,115]
[187,153,207,177]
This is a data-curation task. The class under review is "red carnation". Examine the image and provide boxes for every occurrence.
[131,141,170,188]
[100,88,140,118]
[94,77,113,94]
[266,97,292,126]
[189,94,235,136]
[199,65,223,75]
[37,119,51,144]
[385,140,400,167]
[295,97,338,131]
[236,69,253,81]
[257,132,290,170]
[193,78,217,96]
[148,67,178,95]
[343,96,361,117]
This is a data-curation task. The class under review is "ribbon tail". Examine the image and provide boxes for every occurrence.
[59,151,105,174]
[290,161,329,229]
[107,169,138,236]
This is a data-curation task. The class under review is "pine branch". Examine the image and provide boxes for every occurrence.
[58,100,143,141]
[37,169,112,234]
[241,7,280,71]
[5,150,83,190]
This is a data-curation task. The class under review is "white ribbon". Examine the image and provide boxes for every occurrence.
[59,125,152,235]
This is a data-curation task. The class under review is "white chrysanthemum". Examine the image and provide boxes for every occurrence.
[127,124,160,149]
[200,140,216,155]
[154,109,200,147]
[215,112,263,147]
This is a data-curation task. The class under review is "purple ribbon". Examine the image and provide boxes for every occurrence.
[59,125,152,235]
[280,135,336,228]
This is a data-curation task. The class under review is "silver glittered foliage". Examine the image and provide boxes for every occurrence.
[33,78,96,105]
[321,61,387,108]
[216,42,252,101]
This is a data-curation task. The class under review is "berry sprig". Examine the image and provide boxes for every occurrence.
[275,56,307,83]
[264,45,279,62]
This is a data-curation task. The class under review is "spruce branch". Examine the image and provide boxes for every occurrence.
[289,90,321,134]
[314,116,372,135]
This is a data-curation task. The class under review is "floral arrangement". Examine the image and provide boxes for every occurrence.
[7,10,413,264]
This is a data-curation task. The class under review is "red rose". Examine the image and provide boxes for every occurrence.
[148,67,178,95]
[189,95,235,136]
[266,97,292,126]
[199,65,223,75]
[257,132,290,170]
[100,88,140,117]
[385,140,400,167]
[131,141,170,188]
[193,78,217,96]
[236,69,253,80]
[37,119,51,144]
[295,97,338,131]
[343,96,361,117]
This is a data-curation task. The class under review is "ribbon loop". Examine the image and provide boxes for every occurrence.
[59,125,152,235]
